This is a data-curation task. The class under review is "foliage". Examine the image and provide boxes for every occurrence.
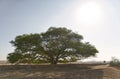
[9,33,41,63]
[109,57,120,66]
[7,27,98,64]
[7,51,23,63]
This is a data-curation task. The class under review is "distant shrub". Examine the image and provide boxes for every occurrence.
[109,57,120,66]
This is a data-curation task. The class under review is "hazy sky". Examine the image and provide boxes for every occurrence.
[0,0,120,61]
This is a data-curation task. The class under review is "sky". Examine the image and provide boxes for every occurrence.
[0,0,120,61]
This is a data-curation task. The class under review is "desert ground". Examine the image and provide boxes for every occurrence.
[0,63,119,79]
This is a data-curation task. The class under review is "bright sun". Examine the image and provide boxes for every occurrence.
[76,2,103,25]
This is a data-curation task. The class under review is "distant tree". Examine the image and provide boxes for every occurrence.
[7,27,98,64]
[109,57,120,66]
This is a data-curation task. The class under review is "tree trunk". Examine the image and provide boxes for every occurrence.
[50,58,58,64]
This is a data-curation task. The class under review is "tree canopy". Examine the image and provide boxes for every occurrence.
[7,27,98,64]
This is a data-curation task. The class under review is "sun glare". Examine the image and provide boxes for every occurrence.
[76,2,103,25]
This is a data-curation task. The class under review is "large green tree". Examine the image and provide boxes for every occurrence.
[7,27,98,64]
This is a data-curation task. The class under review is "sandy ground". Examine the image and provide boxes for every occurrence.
[92,65,120,79]
[0,64,119,79]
